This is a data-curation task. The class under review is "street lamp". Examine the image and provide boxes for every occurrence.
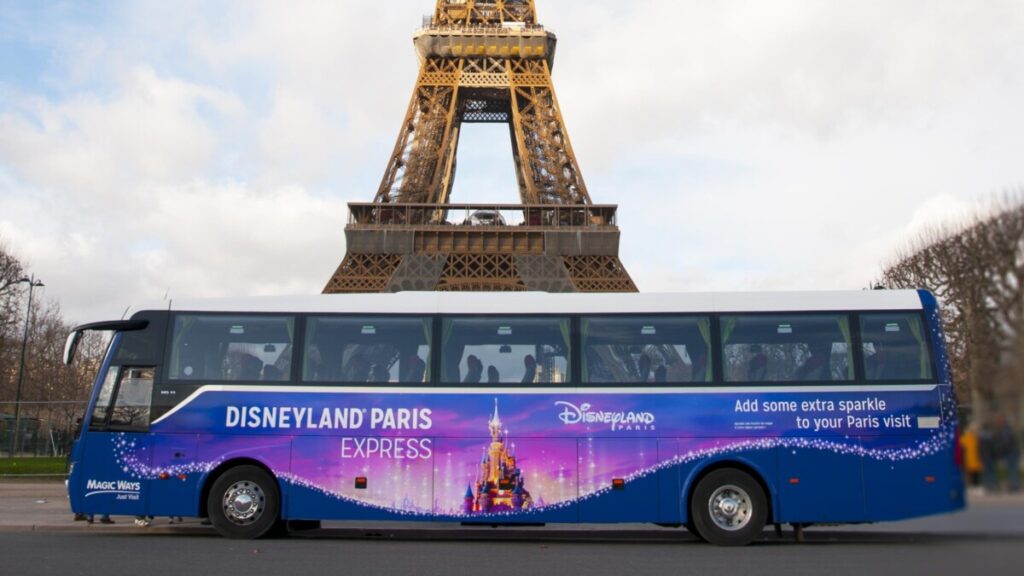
[8,275,43,459]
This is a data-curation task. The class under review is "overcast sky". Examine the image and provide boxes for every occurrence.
[1,0,1022,324]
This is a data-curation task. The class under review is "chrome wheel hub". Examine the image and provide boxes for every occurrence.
[223,481,265,525]
[708,484,752,531]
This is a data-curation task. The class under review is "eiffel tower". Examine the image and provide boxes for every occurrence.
[325,0,636,293]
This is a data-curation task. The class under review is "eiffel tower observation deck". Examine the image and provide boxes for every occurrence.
[325,0,636,293]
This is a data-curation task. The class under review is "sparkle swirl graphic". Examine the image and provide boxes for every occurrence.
[110,408,955,520]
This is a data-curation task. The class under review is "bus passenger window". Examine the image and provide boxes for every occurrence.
[581,316,712,384]
[860,313,934,381]
[441,317,570,385]
[168,315,295,382]
[721,314,854,383]
[303,317,432,384]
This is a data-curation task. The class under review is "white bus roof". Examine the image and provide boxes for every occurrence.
[137,291,927,316]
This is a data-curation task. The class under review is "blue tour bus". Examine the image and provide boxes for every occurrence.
[63,291,964,545]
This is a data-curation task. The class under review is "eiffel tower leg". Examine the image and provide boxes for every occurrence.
[375,58,463,205]
[509,59,590,205]
[508,120,530,202]
[435,107,464,206]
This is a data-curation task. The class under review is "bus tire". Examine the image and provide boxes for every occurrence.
[690,468,767,546]
[208,465,280,539]
[686,520,705,542]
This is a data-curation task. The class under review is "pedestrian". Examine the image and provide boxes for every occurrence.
[960,423,983,489]
[979,420,998,493]
[88,514,114,524]
[1020,425,1024,491]
[994,415,1020,493]
[1011,430,1022,493]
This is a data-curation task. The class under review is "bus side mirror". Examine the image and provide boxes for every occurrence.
[64,330,83,366]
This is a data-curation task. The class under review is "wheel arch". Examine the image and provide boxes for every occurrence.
[682,458,777,525]
[199,458,281,519]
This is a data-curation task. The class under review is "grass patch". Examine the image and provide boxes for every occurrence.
[0,457,67,475]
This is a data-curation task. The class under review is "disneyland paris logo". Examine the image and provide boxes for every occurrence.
[554,401,656,431]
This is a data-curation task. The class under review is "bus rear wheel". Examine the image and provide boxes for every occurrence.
[208,465,280,539]
[690,468,767,546]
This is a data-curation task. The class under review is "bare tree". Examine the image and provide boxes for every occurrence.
[877,194,1024,423]
[27,301,106,436]
[1,242,26,408]
[1,244,108,454]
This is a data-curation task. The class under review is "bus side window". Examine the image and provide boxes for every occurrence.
[302,317,432,384]
[581,316,713,384]
[860,313,934,382]
[169,315,294,382]
[440,317,571,385]
[720,314,854,383]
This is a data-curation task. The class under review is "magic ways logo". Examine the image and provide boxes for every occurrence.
[84,479,142,501]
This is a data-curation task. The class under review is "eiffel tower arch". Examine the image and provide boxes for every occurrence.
[325,0,636,293]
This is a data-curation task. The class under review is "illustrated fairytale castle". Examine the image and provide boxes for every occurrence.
[463,399,532,514]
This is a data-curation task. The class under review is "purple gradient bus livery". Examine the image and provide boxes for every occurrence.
[64,291,965,545]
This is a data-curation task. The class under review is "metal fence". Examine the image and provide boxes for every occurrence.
[0,400,89,458]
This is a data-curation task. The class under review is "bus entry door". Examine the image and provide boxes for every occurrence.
[75,366,154,517]
[76,430,151,517]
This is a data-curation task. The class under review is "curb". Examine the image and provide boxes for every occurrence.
[0,523,212,535]
[2,521,1023,542]
[0,523,696,542]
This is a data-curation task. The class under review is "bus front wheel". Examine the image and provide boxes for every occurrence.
[208,465,280,539]
[690,468,767,546]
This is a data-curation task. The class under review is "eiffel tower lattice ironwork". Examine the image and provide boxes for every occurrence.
[325,0,636,294]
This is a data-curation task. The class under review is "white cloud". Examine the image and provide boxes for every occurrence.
[0,66,243,198]
[140,182,346,299]
[257,88,343,185]
[1,0,1022,325]
[0,179,346,323]
[539,0,1024,293]
[185,0,419,183]
[551,0,1024,159]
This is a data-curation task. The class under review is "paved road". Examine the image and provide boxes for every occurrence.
[3,481,1023,576]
